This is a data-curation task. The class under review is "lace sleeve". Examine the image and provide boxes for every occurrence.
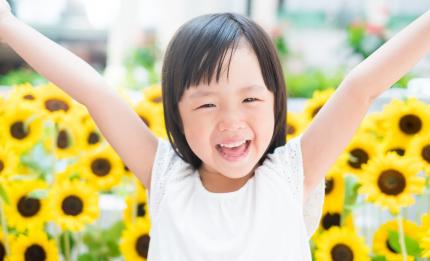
[148,138,182,222]
[284,136,325,239]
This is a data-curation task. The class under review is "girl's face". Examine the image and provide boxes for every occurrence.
[178,46,275,179]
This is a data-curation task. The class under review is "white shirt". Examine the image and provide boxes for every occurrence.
[147,136,325,261]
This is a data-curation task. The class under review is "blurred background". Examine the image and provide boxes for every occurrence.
[1,1,430,261]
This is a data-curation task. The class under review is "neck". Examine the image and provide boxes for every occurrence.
[198,166,255,193]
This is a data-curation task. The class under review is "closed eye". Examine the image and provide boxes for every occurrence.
[197,104,215,109]
[243,97,259,103]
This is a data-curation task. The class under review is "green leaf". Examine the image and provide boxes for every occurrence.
[371,255,386,261]
[28,189,49,199]
[59,231,76,257]
[388,230,422,256]
[342,175,360,222]
[77,253,95,261]
[0,184,10,205]
[20,142,55,180]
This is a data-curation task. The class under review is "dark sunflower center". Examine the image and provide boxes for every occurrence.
[331,243,354,261]
[23,94,35,100]
[25,244,46,261]
[88,132,100,145]
[0,242,5,260]
[10,121,29,139]
[137,203,146,217]
[322,212,341,230]
[399,114,422,135]
[139,116,150,128]
[57,130,70,149]
[151,96,162,103]
[348,148,369,169]
[386,240,398,253]
[325,178,334,195]
[312,106,322,118]
[45,99,69,112]
[286,124,296,135]
[91,158,111,177]
[389,148,405,156]
[378,169,406,195]
[421,145,430,163]
[0,160,4,173]
[135,235,150,258]
[18,196,41,217]
[62,195,83,216]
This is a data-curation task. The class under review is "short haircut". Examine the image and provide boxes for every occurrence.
[162,13,287,169]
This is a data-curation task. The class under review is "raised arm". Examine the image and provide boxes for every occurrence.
[0,1,157,189]
[301,10,430,202]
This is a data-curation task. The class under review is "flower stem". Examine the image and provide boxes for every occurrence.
[396,212,407,261]
[65,230,71,261]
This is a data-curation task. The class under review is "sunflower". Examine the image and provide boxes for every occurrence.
[134,99,164,133]
[0,145,19,180]
[421,231,430,258]
[43,114,85,159]
[323,167,345,213]
[381,133,412,157]
[341,134,381,176]
[120,218,151,261]
[0,103,44,154]
[8,230,59,261]
[303,88,335,121]
[80,119,105,151]
[7,83,39,106]
[0,229,12,260]
[286,111,307,139]
[79,145,124,191]
[123,182,150,225]
[318,209,355,234]
[359,153,425,214]
[36,83,79,123]
[406,134,430,174]
[3,180,50,231]
[382,98,430,139]
[358,112,387,137]
[314,227,370,261]
[49,179,99,232]
[142,84,163,107]
[419,213,430,257]
[373,219,420,261]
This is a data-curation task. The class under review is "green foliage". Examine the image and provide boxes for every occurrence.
[387,230,422,256]
[342,175,361,224]
[286,69,344,98]
[0,69,47,86]
[79,221,125,259]
[347,23,386,59]
[0,184,10,205]
[59,231,76,257]
[371,255,387,261]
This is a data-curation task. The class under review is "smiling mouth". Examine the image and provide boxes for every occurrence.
[215,140,251,161]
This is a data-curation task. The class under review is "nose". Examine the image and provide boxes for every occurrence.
[217,109,246,132]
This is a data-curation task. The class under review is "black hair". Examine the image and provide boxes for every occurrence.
[162,13,286,169]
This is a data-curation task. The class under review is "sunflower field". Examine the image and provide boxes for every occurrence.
[290,88,430,261]
[0,83,165,260]
[0,83,430,260]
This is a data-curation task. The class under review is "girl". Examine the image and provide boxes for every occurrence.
[1,1,430,260]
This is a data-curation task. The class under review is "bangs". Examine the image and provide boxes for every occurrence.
[181,15,243,89]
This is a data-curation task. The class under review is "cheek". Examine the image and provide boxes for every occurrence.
[181,112,214,157]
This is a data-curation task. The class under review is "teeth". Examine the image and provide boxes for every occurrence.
[219,140,247,148]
